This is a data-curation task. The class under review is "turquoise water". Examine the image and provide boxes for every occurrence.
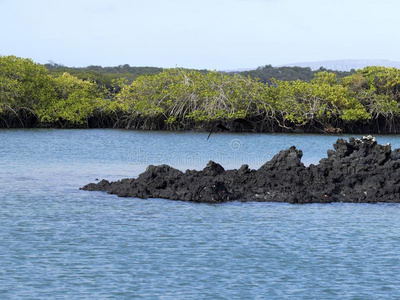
[2,129,400,299]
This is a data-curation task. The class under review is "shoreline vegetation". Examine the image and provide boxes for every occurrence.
[2,55,400,133]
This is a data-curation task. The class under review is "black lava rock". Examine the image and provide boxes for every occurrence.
[81,136,400,204]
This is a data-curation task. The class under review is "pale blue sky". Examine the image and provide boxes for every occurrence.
[0,0,399,69]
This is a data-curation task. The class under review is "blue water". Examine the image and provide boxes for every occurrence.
[2,129,400,299]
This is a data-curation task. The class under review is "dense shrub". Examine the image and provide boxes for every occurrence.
[2,55,400,133]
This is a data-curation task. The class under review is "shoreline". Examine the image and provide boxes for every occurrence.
[3,117,400,135]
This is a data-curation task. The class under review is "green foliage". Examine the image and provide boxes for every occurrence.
[0,56,104,127]
[3,55,400,132]
[341,66,400,127]
[237,65,354,84]
[116,69,265,126]
[263,73,370,126]
[0,55,55,126]
[36,73,103,126]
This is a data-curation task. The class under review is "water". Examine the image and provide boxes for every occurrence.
[2,129,400,299]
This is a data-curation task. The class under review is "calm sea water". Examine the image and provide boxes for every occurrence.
[2,129,400,299]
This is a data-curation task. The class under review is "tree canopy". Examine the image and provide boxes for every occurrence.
[2,55,400,133]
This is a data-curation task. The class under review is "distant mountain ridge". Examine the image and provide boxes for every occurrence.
[280,59,400,71]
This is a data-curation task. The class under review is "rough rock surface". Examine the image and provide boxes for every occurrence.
[81,136,400,204]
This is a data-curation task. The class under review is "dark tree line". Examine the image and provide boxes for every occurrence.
[236,65,355,83]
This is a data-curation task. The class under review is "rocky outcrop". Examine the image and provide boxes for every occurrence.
[81,136,400,204]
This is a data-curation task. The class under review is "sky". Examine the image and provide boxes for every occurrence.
[0,0,399,70]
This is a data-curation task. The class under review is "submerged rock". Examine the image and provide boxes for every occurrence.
[81,137,400,204]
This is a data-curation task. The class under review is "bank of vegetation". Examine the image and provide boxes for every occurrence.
[1,55,400,133]
[237,64,354,83]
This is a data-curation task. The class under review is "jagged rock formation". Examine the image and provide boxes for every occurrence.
[81,136,400,204]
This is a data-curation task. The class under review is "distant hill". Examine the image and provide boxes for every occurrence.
[281,59,400,71]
